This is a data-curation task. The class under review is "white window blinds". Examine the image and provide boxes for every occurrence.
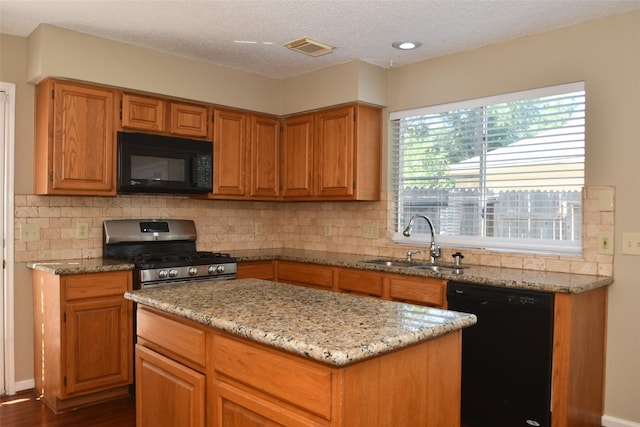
[390,82,585,255]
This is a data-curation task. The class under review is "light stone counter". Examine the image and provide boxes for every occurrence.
[233,248,613,294]
[26,258,134,275]
[125,278,477,366]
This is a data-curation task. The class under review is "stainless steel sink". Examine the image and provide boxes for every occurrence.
[361,259,466,273]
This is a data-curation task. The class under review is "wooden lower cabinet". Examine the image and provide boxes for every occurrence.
[136,345,205,427]
[237,260,276,280]
[136,306,462,427]
[32,270,133,412]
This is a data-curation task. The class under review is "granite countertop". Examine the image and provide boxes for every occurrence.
[125,278,477,367]
[26,248,613,294]
[26,258,134,275]
[232,248,614,294]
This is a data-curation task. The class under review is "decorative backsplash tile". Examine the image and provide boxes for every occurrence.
[14,185,614,276]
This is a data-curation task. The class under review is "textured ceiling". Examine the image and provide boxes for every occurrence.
[2,0,640,79]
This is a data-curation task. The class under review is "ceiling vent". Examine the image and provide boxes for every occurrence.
[284,37,335,57]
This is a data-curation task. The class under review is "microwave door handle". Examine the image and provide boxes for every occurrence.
[190,158,198,187]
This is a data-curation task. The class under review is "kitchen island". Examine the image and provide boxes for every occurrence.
[125,278,477,427]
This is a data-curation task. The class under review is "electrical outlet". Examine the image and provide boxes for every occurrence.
[255,222,264,235]
[597,231,613,255]
[77,222,89,240]
[324,224,332,237]
[622,233,640,255]
[20,223,40,242]
[362,223,378,239]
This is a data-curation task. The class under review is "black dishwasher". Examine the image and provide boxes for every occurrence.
[447,281,554,427]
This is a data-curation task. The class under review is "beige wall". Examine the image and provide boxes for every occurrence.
[2,9,639,423]
[388,11,640,422]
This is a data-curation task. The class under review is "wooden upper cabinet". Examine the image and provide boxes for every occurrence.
[282,104,381,201]
[211,109,280,200]
[250,114,280,199]
[281,113,314,199]
[314,105,355,198]
[213,108,248,197]
[169,102,208,138]
[122,93,209,138]
[121,93,165,132]
[35,79,117,195]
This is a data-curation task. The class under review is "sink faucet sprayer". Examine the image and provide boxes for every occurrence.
[402,215,441,263]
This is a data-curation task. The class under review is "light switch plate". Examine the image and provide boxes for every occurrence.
[597,231,613,255]
[20,223,40,242]
[622,232,640,255]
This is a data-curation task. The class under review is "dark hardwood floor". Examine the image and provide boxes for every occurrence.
[0,390,135,427]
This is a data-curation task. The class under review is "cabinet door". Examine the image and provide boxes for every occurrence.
[44,81,116,194]
[64,296,133,396]
[250,114,280,199]
[122,93,165,132]
[314,106,355,198]
[136,345,205,427]
[281,114,314,199]
[213,108,248,197]
[170,102,208,138]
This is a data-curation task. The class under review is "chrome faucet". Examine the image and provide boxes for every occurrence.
[402,215,441,263]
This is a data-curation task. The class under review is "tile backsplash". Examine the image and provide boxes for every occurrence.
[14,185,614,276]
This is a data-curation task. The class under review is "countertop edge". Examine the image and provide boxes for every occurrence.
[126,279,477,367]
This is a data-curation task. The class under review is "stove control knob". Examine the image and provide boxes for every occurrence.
[188,267,198,276]
[158,270,169,279]
[208,265,225,274]
[168,269,179,278]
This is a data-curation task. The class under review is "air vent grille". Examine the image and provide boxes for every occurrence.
[284,37,335,57]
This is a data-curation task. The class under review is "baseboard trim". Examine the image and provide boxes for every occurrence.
[15,379,35,393]
[603,415,640,427]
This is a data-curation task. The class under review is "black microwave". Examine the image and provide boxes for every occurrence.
[117,132,213,195]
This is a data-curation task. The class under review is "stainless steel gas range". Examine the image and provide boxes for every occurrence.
[103,219,237,289]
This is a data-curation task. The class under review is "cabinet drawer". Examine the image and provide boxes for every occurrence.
[277,261,334,289]
[64,271,131,300]
[388,275,446,308]
[214,334,334,420]
[336,268,383,296]
[237,261,275,280]
[137,308,207,369]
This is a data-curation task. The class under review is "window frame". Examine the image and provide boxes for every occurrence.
[389,82,585,256]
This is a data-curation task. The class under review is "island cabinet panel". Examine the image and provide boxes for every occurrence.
[237,260,276,280]
[137,306,207,370]
[35,79,117,195]
[335,268,383,297]
[276,261,334,290]
[135,300,464,427]
[213,334,334,421]
[136,344,205,427]
[32,270,133,413]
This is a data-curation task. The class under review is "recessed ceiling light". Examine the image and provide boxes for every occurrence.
[392,41,422,50]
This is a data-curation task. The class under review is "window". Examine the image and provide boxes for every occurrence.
[390,82,585,255]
